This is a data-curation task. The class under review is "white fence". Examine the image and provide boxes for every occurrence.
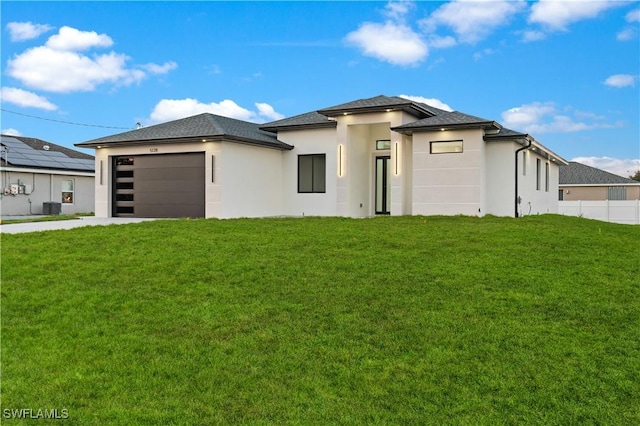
[559,200,640,225]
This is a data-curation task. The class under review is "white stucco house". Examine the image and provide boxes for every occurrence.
[76,95,566,219]
[1,135,95,216]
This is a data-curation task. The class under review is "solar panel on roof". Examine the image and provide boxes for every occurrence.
[45,151,69,158]
[1,135,93,171]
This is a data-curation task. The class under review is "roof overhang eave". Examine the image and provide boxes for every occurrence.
[318,103,432,118]
[559,182,640,187]
[259,121,337,133]
[76,135,293,150]
[391,121,501,135]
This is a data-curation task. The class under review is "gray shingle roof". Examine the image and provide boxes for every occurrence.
[392,111,500,132]
[1,134,94,172]
[316,95,447,117]
[559,162,638,185]
[484,127,529,139]
[76,113,292,150]
[260,111,336,132]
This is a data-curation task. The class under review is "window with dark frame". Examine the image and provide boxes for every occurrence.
[298,154,326,193]
[536,158,541,191]
[376,140,391,150]
[430,140,463,154]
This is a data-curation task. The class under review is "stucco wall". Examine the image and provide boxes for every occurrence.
[411,129,484,216]
[518,149,560,215]
[1,170,94,216]
[219,142,283,218]
[278,127,338,216]
[485,140,517,216]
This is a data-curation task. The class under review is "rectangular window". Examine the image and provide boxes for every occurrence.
[298,154,326,193]
[62,179,74,204]
[558,189,564,201]
[545,162,550,192]
[607,186,627,200]
[430,140,463,154]
[536,159,541,191]
[522,152,527,176]
[376,140,391,150]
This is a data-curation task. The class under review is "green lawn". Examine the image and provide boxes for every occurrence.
[1,215,638,424]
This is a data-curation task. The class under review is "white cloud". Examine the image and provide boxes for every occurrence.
[147,98,285,124]
[345,1,427,66]
[6,21,53,42]
[604,74,636,88]
[501,102,617,134]
[529,0,622,31]
[572,157,640,178]
[617,27,637,41]
[141,61,178,75]
[522,30,547,42]
[345,21,428,66]
[255,102,285,121]
[421,0,526,44]
[7,47,144,92]
[0,87,58,111]
[6,26,176,93]
[2,128,22,136]
[45,26,113,51]
[473,48,496,61]
[428,35,457,49]
[502,102,555,128]
[398,94,453,111]
[616,9,640,41]
[383,1,415,22]
[626,8,640,23]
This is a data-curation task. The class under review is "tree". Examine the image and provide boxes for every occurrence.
[629,170,640,182]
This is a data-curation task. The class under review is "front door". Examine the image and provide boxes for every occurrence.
[375,156,391,215]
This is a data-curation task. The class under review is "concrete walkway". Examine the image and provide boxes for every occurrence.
[0,217,160,234]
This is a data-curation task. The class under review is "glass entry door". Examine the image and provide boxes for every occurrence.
[375,156,391,215]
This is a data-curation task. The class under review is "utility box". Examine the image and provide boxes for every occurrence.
[43,201,62,215]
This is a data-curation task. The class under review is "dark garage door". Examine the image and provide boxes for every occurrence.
[113,152,205,218]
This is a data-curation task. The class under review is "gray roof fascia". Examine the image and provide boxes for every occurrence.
[392,120,501,134]
[484,129,529,141]
[76,134,293,150]
[260,121,337,133]
[318,102,433,118]
[0,164,94,177]
[559,182,640,187]
[223,135,294,150]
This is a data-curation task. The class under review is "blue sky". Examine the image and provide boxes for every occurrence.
[1,1,639,176]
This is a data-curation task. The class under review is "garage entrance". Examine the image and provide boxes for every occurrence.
[112,152,205,218]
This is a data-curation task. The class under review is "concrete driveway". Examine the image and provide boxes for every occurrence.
[0,217,160,234]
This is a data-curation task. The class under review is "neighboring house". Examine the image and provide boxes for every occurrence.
[1,135,95,216]
[76,95,566,219]
[559,161,640,201]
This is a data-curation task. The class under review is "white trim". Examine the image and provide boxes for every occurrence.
[559,183,640,187]
[0,166,94,177]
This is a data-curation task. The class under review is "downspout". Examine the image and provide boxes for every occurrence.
[514,138,531,218]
